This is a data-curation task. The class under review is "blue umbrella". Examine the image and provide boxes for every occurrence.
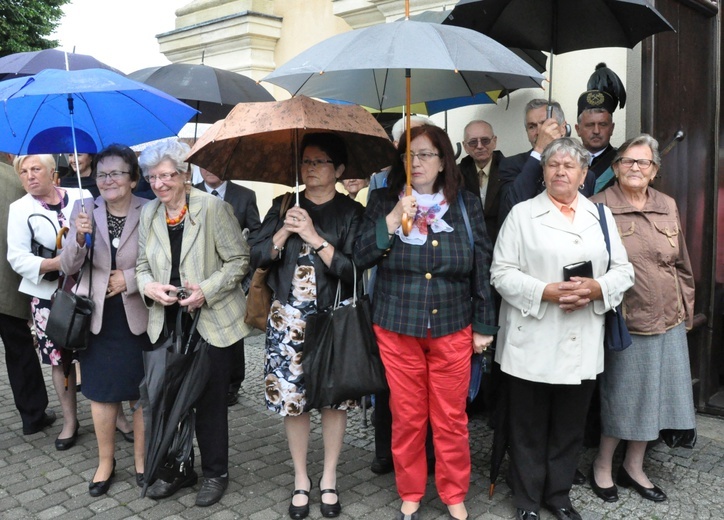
[0,68,197,244]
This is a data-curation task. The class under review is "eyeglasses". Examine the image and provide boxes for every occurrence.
[401,152,440,163]
[301,159,334,168]
[96,171,130,183]
[145,171,180,183]
[466,137,493,148]
[617,157,654,169]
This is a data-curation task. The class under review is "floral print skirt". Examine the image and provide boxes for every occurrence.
[30,296,63,366]
[263,246,355,416]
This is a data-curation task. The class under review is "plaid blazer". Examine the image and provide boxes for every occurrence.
[136,189,250,346]
[354,188,497,338]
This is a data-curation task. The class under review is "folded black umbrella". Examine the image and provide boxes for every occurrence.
[139,309,211,497]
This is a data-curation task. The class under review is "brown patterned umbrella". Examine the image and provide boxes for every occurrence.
[186,95,396,186]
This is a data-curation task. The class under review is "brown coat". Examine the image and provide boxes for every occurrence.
[590,183,695,335]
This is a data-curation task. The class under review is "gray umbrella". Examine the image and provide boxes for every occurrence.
[262,19,544,112]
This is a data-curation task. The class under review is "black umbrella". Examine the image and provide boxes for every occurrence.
[128,63,275,126]
[442,0,674,110]
[0,49,123,81]
[139,309,212,497]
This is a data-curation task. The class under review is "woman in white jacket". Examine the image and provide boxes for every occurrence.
[491,138,634,520]
[7,154,91,450]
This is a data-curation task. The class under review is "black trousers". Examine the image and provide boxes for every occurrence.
[227,339,245,393]
[507,375,595,511]
[0,313,49,431]
[195,344,232,478]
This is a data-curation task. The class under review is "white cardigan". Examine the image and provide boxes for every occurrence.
[491,192,635,385]
[7,188,92,300]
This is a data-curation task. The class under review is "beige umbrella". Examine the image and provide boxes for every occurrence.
[186,96,396,201]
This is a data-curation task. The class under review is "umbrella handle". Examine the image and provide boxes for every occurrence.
[489,483,496,500]
[56,227,69,250]
[401,183,413,235]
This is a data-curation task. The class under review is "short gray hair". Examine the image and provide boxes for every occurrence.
[463,120,494,139]
[540,137,590,170]
[525,98,565,126]
[391,115,436,142]
[138,139,191,176]
[14,154,55,174]
[614,134,661,167]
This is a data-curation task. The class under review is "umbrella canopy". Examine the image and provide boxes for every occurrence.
[262,19,544,112]
[0,49,124,81]
[443,0,675,55]
[0,68,197,154]
[128,63,275,124]
[140,310,212,497]
[186,96,397,185]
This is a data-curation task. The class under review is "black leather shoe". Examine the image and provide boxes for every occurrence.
[145,470,198,499]
[55,421,79,451]
[616,466,667,502]
[226,391,239,407]
[136,473,145,488]
[23,410,57,435]
[195,476,228,507]
[370,456,394,474]
[515,509,539,520]
[572,468,586,485]
[395,511,420,520]
[89,459,116,497]
[289,477,312,519]
[319,478,341,518]
[544,505,582,520]
[116,427,134,443]
[589,467,618,502]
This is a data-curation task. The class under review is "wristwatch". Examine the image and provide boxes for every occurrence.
[314,241,329,253]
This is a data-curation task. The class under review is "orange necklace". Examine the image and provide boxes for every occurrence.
[166,204,188,226]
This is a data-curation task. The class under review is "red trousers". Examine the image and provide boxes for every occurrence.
[374,325,472,505]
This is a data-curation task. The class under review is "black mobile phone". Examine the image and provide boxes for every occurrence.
[563,260,593,281]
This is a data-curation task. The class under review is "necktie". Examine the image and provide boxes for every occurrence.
[478,169,488,205]
[211,189,220,198]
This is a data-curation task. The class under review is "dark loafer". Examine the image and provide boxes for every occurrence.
[616,466,667,502]
[370,456,394,474]
[396,511,420,520]
[89,459,116,497]
[289,477,312,519]
[544,505,582,520]
[572,468,586,485]
[226,391,239,407]
[589,467,618,502]
[515,509,539,520]
[23,410,57,435]
[55,421,79,451]
[319,479,341,518]
[145,470,198,499]
[116,427,134,443]
[195,476,228,507]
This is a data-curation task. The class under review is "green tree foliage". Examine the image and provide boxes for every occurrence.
[0,0,70,57]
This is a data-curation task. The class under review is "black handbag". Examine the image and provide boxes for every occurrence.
[45,227,95,351]
[27,213,60,281]
[596,203,633,352]
[302,265,387,411]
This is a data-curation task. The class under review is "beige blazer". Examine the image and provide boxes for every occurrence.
[136,189,250,346]
[491,192,634,384]
[60,195,149,335]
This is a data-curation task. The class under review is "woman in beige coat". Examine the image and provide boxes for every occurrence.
[589,134,695,504]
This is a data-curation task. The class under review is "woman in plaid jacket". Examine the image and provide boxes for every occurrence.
[354,125,498,520]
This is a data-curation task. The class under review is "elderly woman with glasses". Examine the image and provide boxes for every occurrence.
[60,145,151,496]
[135,139,249,507]
[491,137,634,520]
[355,124,497,520]
[589,135,695,504]
[250,132,363,520]
[7,154,92,451]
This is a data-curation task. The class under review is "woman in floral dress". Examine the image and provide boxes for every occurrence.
[250,133,363,519]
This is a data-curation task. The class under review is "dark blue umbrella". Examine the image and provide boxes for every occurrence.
[0,49,124,81]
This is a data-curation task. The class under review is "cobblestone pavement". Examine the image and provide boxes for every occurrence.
[1,333,723,519]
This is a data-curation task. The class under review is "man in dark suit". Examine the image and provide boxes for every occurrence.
[575,90,619,193]
[459,120,505,244]
[497,99,596,228]
[195,168,261,406]
[0,153,55,434]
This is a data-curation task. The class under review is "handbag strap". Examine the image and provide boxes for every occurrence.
[73,217,95,296]
[333,263,359,309]
[596,203,612,271]
[457,192,474,251]
[27,213,59,252]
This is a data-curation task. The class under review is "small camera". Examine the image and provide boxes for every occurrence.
[175,287,188,300]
